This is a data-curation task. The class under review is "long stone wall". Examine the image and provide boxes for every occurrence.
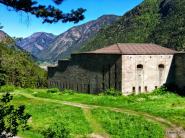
[48,54,122,94]
[174,53,185,90]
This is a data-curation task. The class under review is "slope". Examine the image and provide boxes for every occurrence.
[0,31,47,87]
[81,0,185,52]
[16,32,56,57]
[37,15,120,63]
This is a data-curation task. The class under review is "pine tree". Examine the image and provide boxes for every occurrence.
[0,0,86,23]
[0,48,6,86]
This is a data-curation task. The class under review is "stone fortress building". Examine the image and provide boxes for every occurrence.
[48,43,185,95]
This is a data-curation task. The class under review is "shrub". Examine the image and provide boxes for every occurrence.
[47,88,60,93]
[103,88,122,96]
[0,93,31,137]
[62,89,75,95]
[24,88,34,93]
[152,86,168,95]
[0,85,15,92]
[42,122,70,138]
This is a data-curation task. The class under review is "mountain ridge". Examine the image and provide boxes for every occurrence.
[37,14,120,62]
[16,32,56,57]
[80,0,185,52]
[15,15,120,63]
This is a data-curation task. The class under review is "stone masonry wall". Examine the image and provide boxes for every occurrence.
[122,55,174,95]
[174,53,185,90]
[48,54,122,94]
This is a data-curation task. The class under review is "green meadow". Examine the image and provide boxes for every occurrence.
[1,86,185,138]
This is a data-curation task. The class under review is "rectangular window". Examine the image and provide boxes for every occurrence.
[139,86,141,92]
[132,87,136,92]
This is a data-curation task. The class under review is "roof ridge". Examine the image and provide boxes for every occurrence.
[116,43,123,54]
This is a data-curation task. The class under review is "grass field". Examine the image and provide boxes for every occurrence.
[12,95,92,138]
[92,108,164,138]
[1,86,185,138]
[27,88,185,128]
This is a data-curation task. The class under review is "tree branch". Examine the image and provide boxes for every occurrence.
[0,0,86,23]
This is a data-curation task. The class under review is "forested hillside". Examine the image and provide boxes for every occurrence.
[81,0,185,52]
[0,40,47,87]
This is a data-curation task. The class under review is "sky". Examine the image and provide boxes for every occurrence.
[0,0,143,38]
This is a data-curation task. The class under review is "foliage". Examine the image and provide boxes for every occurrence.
[42,122,70,138]
[92,109,164,138]
[62,89,75,95]
[81,0,185,52]
[152,86,169,95]
[47,88,60,93]
[0,23,3,29]
[0,43,47,88]
[102,88,122,96]
[0,85,15,92]
[0,93,31,137]
[0,0,86,24]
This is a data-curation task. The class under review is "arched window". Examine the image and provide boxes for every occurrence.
[137,64,143,69]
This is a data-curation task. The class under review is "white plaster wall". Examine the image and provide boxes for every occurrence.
[121,55,173,95]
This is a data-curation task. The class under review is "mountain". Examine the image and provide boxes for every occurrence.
[0,30,14,45]
[81,0,185,52]
[16,32,56,57]
[0,31,47,87]
[0,42,47,87]
[37,15,120,62]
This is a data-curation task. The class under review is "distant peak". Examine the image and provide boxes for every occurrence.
[99,14,119,18]
[28,32,55,39]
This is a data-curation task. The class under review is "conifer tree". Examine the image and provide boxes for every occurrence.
[0,0,86,23]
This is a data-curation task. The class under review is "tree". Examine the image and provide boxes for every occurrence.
[0,0,86,23]
[0,47,6,86]
[0,93,31,137]
[0,24,3,29]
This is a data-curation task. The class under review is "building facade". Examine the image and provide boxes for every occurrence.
[48,43,185,95]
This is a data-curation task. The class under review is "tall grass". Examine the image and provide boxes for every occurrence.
[25,88,185,128]
[12,95,92,137]
[92,108,164,138]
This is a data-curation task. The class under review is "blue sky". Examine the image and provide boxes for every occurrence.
[0,0,143,38]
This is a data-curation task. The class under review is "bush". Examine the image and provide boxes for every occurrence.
[152,86,168,95]
[42,122,70,138]
[0,85,15,92]
[103,88,122,96]
[62,89,75,95]
[47,88,60,93]
[24,88,34,93]
[0,93,31,137]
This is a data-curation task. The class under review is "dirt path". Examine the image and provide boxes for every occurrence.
[15,92,185,138]
[83,108,110,138]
